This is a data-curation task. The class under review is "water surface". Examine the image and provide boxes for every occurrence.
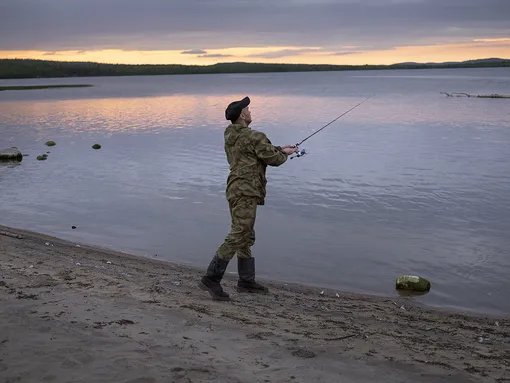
[1,68,509,314]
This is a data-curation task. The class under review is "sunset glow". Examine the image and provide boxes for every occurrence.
[2,39,509,66]
[1,0,509,67]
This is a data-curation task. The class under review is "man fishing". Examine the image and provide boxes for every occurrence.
[199,96,298,301]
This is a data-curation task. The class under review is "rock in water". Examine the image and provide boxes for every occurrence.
[92,144,101,150]
[396,275,431,292]
[45,141,56,147]
[0,147,23,162]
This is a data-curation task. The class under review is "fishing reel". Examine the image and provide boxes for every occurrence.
[290,147,307,159]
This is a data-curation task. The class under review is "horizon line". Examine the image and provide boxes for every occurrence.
[2,56,509,68]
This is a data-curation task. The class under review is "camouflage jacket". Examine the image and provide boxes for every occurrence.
[223,123,288,205]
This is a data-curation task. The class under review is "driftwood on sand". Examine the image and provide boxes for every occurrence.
[441,92,510,99]
[0,230,24,239]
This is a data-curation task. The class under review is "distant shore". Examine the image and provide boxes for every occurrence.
[0,58,509,79]
[1,224,508,382]
[0,84,92,91]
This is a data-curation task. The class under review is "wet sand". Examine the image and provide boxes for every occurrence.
[0,224,508,383]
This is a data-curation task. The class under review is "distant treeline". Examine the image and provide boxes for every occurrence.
[0,58,509,79]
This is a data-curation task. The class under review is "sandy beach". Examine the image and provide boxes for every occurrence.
[0,224,508,383]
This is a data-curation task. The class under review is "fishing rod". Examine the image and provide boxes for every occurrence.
[290,94,375,159]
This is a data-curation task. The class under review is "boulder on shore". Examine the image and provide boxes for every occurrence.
[0,147,23,162]
[395,275,431,292]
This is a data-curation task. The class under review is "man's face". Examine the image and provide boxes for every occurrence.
[241,106,252,125]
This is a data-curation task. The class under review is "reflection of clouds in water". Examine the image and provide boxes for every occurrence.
[1,69,508,137]
[5,92,506,138]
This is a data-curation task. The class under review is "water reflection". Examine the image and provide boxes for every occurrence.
[1,94,508,141]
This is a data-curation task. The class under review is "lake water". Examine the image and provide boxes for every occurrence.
[1,68,509,315]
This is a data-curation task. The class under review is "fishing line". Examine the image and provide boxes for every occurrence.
[290,94,375,159]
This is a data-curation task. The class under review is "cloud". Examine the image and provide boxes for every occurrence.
[181,49,207,54]
[470,41,510,49]
[330,51,361,56]
[0,0,509,53]
[246,48,322,58]
[197,54,233,58]
[473,38,510,43]
[42,50,87,56]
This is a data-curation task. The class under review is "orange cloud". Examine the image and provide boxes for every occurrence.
[473,38,510,43]
[1,39,508,66]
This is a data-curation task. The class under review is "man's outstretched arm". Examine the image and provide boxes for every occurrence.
[251,131,297,166]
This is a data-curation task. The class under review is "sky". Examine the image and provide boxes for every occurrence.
[0,0,509,65]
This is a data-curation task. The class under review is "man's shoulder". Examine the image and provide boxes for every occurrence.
[223,124,271,148]
[243,128,269,144]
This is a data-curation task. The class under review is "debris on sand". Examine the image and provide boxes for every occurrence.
[291,349,317,359]
[93,319,135,329]
[57,270,75,281]
[16,291,39,300]
[0,230,23,239]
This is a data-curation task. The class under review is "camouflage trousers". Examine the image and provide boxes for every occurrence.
[215,196,258,261]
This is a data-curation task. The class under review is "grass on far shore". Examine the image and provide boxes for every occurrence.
[0,84,93,91]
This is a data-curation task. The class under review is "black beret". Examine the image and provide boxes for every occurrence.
[225,96,250,121]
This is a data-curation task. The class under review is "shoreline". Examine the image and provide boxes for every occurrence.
[1,59,509,81]
[0,223,501,318]
[1,224,509,382]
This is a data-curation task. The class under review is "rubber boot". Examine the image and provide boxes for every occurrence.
[236,257,269,294]
[198,255,230,301]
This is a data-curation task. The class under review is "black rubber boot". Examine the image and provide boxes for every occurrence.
[198,255,230,301]
[236,257,269,294]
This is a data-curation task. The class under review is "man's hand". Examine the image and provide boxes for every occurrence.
[281,145,299,155]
